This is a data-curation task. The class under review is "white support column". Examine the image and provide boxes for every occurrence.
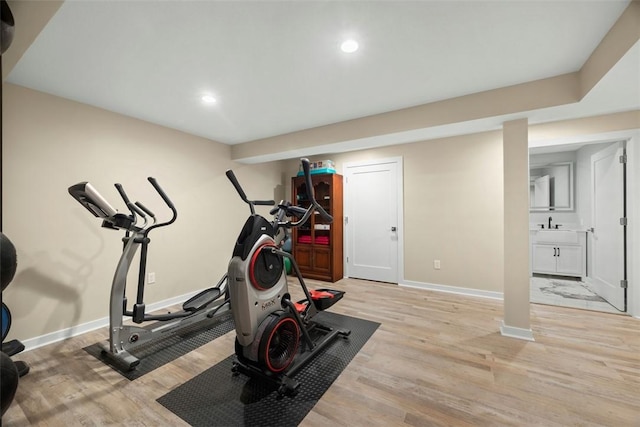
[502,118,534,341]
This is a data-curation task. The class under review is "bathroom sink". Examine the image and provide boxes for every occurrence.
[535,230,579,244]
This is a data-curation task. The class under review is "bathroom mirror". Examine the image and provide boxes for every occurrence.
[529,161,574,211]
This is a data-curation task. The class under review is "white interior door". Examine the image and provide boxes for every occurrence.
[590,141,626,311]
[344,158,401,283]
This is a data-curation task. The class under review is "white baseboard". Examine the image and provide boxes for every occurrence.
[400,280,503,301]
[500,321,535,341]
[19,290,203,352]
[20,315,110,352]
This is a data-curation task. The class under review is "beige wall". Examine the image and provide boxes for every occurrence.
[3,83,639,345]
[2,84,285,342]
[284,130,505,293]
[2,0,638,346]
[282,112,639,304]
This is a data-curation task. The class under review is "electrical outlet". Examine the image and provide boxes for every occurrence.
[434,260,441,270]
[148,272,156,284]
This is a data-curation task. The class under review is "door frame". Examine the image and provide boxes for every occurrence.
[529,128,640,318]
[343,156,404,284]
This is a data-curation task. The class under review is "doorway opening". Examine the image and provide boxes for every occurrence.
[528,139,627,314]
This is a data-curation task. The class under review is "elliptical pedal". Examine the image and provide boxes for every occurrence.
[293,301,309,314]
[183,288,222,312]
[1,339,25,356]
[309,289,344,310]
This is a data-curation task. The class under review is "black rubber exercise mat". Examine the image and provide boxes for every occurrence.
[84,311,235,380]
[157,311,380,427]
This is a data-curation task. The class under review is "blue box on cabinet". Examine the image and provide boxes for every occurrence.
[297,160,336,176]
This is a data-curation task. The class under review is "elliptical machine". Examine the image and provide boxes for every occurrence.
[68,177,230,371]
[226,158,350,396]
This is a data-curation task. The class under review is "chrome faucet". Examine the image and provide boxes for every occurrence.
[548,216,553,229]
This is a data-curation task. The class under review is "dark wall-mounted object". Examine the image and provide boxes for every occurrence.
[1,0,15,55]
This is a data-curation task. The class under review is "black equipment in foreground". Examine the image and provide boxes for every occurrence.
[68,177,230,371]
[1,231,28,418]
[1,232,30,376]
[225,158,350,397]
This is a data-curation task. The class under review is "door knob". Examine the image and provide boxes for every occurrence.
[391,227,397,232]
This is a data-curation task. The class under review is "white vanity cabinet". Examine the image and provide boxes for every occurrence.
[530,230,586,278]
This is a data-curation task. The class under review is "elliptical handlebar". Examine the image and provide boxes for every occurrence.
[147,177,175,211]
[114,183,138,225]
[225,169,275,215]
[129,203,147,220]
[143,177,177,235]
[114,178,176,233]
[295,158,333,224]
[269,202,307,219]
[225,158,332,231]
[281,158,333,229]
[135,202,155,220]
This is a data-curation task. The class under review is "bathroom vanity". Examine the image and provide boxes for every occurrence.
[530,229,587,278]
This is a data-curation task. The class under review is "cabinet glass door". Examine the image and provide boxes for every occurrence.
[313,180,331,246]
[294,181,312,244]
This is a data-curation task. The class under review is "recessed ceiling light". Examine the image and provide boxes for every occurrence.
[340,39,359,53]
[201,94,217,104]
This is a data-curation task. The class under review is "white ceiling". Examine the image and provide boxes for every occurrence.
[6,0,639,156]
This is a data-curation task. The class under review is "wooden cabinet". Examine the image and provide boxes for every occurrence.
[291,173,343,282]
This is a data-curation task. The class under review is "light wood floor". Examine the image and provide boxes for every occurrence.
[3,278,639,426]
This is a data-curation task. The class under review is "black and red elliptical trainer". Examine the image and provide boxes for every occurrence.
[225,158,350,397]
